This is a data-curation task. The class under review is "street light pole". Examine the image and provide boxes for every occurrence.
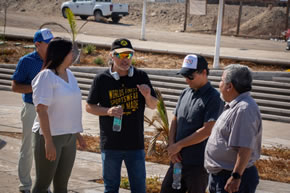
[141,0,147,40]
[213,0,224,69]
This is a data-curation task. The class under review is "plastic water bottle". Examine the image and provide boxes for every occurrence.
[172,162,182,190]
[112,105,122,132]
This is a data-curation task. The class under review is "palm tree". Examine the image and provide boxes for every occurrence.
[39,8,88,64]
[144,88,169,156]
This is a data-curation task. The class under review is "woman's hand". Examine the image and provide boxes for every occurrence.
[77,133,87,150]
[45,140,56,161]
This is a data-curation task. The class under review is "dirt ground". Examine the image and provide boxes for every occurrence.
[0,39,288,71]
[1,0,289,71]
[3,0,290,39]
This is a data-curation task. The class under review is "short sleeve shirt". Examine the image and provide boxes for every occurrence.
[174,82,224,166]
[32,69,83,136]
[87,68,156,150]
[12,51,43,104]
[204,92,262,174]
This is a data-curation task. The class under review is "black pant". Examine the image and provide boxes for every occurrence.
[160,163,208,193]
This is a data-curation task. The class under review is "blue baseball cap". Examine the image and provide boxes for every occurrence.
[33,28,53,44]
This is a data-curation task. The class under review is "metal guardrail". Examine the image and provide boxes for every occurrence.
[1,64,290,123]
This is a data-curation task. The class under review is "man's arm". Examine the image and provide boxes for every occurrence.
[168,116,182,163]
[137,84,157,109]
[144,95,158,109]
[11,80,33,93]
[85,103,123,117]
[167,121,216,157]
[224,147,252,193]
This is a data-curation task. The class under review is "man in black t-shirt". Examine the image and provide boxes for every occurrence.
[160,54,224,193]
[86,38,157,193]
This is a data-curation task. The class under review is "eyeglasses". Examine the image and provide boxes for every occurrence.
[114,53,133,59]
[182,71,203,80]
[183,74,194,80]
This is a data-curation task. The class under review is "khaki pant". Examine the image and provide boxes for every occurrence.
[18,102,36,191]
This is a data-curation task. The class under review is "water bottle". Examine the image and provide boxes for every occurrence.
[112,105,122,132]
[172,162,182,190]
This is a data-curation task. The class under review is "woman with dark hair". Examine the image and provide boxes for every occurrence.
[31,38,86,193]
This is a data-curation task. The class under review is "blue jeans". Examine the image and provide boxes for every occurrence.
[101,149,146,193]
[209,165,259,193]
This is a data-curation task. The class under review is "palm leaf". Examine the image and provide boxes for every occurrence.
[145,88,170,156]
[39,22,70,34]
[65,8,77,42]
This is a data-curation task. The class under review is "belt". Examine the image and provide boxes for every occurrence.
[214,165,255,176]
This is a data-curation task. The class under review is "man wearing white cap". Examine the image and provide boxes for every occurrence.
[160,54,224,193]
[12,28,53,193]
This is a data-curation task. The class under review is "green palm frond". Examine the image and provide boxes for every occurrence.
[65,8,77,42]
[147,130,161,156]
[77,20,89,34]
[145,88,169,157]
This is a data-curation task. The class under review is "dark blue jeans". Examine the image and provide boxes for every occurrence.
[101,149,146,193]
[209,165,259,193]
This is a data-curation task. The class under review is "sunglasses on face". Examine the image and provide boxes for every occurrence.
[114,53,133,59]
[183,74,194,80]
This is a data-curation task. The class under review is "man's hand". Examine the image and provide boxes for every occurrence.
[224,177,241,193]
[167,143,182,157]
[170,153,182,163]
[107,106,123,117]
[137,84,151,98]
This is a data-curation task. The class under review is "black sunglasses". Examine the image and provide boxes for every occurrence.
[182,74,194,80]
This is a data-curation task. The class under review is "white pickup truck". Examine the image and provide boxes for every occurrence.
[61,0,129,23]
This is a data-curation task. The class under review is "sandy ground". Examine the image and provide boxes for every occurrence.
[2,0,290,38]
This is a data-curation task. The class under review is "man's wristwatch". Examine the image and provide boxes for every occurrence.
[231,172,241,179]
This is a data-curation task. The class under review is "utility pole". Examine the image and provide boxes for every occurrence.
[221,0,225,34]
[286,0,290,31]
[213,0,224,69]
[236,0,243,36]
[183,0,189,32]
[140,0,147,40]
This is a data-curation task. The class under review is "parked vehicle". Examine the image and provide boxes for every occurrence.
[61,0,129,23]
[286,38,290,51]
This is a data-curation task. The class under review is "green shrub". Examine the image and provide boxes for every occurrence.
[120,177,130,190]
[131,59,136,66]
[94,57,104,65]
[83,44,96,55]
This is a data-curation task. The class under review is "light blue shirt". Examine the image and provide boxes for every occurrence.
[204,92,262,173]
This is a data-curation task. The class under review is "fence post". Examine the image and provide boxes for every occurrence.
[286,0,289,31]
[236,1,243,36]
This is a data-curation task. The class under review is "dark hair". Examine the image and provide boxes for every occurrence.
[224,64,252,94]
[44,37,72,74]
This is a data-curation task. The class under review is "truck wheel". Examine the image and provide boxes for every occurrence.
[62,7,69,18]
[80,16,88,20]
[94,10,103,22]
[112,16,121,24]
